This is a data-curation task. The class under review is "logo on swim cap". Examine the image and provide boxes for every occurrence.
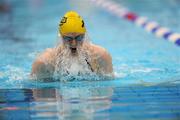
[59,11,86,35]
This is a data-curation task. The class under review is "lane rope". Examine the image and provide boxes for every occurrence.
[89,0,180,46]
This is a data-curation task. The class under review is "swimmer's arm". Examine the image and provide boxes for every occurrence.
[97,50,114,76]
[31,49,55,80]
[31,60,52,80]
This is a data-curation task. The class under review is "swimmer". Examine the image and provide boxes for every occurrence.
[31,11,113,80]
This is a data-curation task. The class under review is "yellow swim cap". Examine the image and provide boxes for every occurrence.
[59,11,86,35]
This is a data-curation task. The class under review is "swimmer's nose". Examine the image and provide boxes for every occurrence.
[71,39,77,46]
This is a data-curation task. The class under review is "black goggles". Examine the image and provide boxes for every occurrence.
[62,34,84,41]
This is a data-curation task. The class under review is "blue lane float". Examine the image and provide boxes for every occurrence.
[89,0,180,46]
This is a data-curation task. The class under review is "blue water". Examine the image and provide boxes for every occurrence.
[0,0,180,119]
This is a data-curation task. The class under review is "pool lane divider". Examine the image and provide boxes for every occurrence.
[89,0,180,46]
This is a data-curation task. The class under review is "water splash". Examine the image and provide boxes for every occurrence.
[53,44,98,81]
[53,34,101,81]
[0,65,29,88]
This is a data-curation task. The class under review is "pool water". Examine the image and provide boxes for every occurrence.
[0,0,180,119]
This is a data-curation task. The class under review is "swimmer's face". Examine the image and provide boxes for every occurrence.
[62,33,84,55]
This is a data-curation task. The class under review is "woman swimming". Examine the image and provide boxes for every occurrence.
[31,11,113,80]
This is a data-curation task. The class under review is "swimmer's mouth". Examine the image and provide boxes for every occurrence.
[70,47,77,54]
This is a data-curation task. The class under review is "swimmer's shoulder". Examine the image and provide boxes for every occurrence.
[32,48,54,64]
[90,43,112,59]
[90,43,113,74]
[37,48,56,62]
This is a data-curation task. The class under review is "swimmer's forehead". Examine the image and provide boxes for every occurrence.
[62,32,85,36]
